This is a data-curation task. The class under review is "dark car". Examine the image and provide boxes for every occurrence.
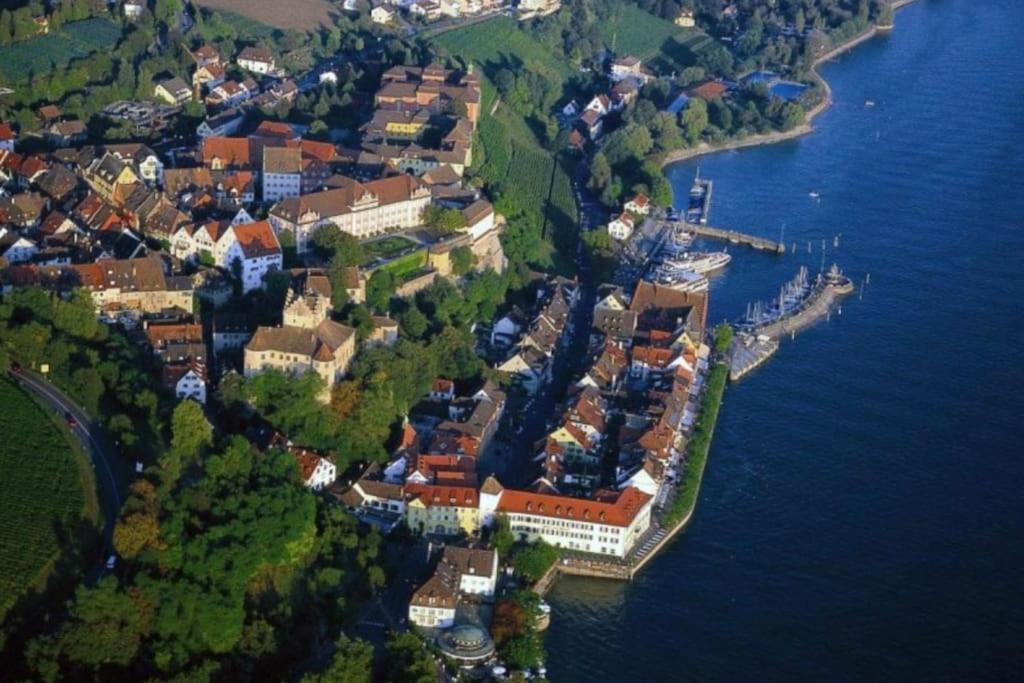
[9,361,21,373]
[65,412,78,429]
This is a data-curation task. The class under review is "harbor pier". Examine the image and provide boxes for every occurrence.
[690,224,786,253]
[753,272,854,339]
[728,334,780,381]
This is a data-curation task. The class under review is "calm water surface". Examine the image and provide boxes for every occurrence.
[545,0,1024,679]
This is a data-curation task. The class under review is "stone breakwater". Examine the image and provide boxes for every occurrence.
[754,277,855,340]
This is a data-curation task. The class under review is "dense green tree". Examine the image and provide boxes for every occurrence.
[56,578,145,669]
[681,97,709,144]
[169,400,213,464]
[302,635,373,683]
[366,270,396,313]
[450,246,475,276]
[511,539,558,582]
[377,633,436,683]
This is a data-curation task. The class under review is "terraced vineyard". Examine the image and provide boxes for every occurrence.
[433,16,573,87]
[432,19,578,254]
[600,3,687,59]
[0,18,122,83]
[0,378,95,621]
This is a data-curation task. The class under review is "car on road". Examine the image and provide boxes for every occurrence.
[106,554,117,570]
[65,412,78,428]
[9,360,20,373]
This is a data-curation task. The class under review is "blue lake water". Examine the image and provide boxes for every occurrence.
[544,0,1024,679]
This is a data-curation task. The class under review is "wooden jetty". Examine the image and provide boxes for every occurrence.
[691,224,786,253]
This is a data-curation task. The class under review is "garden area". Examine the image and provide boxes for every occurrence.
[377,249,428,279]
[0,18,121,83]
[363,235,419,262]
[0,378,97,622]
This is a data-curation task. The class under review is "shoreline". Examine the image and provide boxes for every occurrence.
[661,0,918,169]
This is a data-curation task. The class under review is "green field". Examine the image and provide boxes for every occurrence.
[432,19,579,259]
[654,31,720,72]
[433,16,573,88]
[600,3,687,59]
[0,18,122,83]
[596,4,720,76]
[0,378,97,621]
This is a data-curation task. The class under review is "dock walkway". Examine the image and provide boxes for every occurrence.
[691,224,786,253]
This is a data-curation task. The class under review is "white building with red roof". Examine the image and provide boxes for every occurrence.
[290,447,337,490]
[494,485,653,558]
[608,213,635,241]
[172,220,282,293]
[624,193,650,215]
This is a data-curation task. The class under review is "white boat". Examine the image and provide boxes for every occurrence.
[809,191,820,199]
[865,100,876,107]
[650,265,709,292]
[661,250,731,274]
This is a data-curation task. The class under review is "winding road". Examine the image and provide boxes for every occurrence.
[9,368,127,577]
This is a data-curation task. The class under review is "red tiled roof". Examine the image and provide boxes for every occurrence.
[628,193,649,208]
[202,137,252,167]
[404,483,479,508]
[496,486,652,527]
[633,345,674,368]
[688,81,729,100]
[255,121,297,139]
[292,448,327,482]
[232,220,280,259]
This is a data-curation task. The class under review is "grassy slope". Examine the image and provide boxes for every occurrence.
[0,378,96,621]
[598,4,717,76]
[0,17,121,82]
[600,3,685,59]
[433,18,578,267]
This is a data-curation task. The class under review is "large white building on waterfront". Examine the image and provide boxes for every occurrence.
[491,483,653,558]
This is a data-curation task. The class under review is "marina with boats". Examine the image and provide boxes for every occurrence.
[728,264,855,380]
[620,170,857,382]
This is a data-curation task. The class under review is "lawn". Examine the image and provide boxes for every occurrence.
[379,250,428,279]
[649,31,722,75]
[195,0,338,31]
[364,235,418,260]
[0,378,97,621]
[0,18,122,83]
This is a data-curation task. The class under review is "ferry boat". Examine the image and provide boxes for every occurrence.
[649,264,709,292]
[660,250,731,274]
